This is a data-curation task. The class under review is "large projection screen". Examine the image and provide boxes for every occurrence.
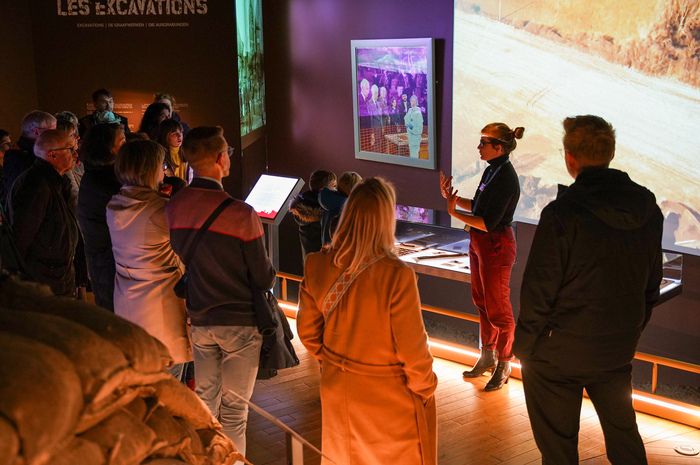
[451,0,700,255]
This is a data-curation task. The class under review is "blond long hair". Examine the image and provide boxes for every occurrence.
[330,177,397,273]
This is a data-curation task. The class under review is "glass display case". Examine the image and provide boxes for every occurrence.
[394,206,471,282]
[394,205,684,306]
[659,252,683,303]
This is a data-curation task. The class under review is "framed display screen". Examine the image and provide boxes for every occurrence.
[245,174,304,225]
[351,38,436,169]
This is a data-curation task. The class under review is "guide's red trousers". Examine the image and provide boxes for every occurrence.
[468,226,516,361]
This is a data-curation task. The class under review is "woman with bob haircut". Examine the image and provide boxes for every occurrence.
[106,139,191,377]
[440,122,524,391]
[298,177,437,465]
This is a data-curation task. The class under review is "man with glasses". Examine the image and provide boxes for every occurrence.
[166,126,274,458]
[8,129,80,296]
[2,111,56,206]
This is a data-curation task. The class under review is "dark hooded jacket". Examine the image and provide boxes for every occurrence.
[514,168,663,371]
[318,188,348,245]
[289,189,324,258]
[2,136,35,206]
[78,164,121,310]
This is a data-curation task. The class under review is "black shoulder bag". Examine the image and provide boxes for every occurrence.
[254,287,300,379]
[173,197,234,299]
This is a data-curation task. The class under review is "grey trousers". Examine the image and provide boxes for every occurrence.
[191,325,262,456]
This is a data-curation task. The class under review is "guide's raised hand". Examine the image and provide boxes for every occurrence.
[439,171,453,199]
[447,187,459,214]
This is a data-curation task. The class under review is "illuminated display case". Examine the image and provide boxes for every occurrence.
[395,206,684,307]
[394,206,471,282]
[659,252,683,303]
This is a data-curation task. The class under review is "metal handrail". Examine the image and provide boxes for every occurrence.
[275,272,700,418]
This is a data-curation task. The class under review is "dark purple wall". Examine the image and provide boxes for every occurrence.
[0,2,38,134]
[262,0,700,369]
[263,0,453,211]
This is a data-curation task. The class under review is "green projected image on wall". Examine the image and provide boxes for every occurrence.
[237,0,265,136]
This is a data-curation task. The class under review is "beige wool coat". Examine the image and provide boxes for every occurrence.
[298,251,438,465]
[107,186,192,364]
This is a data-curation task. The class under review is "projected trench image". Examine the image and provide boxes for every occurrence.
[452,0,700,255]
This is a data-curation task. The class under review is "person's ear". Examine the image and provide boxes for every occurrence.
[565,151,579,178]
[215,151,226,168]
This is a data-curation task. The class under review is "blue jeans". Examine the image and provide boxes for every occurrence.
[191,325,262,456]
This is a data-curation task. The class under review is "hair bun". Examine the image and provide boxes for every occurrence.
[512,127,525,139]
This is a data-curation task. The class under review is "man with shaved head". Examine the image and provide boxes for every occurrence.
[9,129,79,296]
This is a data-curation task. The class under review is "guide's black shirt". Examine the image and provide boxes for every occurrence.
[472,154,520,232]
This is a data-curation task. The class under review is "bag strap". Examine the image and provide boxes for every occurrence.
[321,255,385,320]
[182,197,234,264]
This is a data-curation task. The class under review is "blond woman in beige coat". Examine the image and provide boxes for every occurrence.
[107,140,191,369]
[298,177,438,465]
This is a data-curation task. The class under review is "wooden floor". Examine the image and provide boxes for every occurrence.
[246,319,700,464]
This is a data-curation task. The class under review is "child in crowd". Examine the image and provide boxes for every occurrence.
[289,170,336,260]
[319,171,362,245]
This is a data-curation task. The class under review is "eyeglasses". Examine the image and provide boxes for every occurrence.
[50,146,79,155]
[226,146,235,158]
[478,137,502,147]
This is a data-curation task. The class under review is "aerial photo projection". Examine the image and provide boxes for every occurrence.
[451,0,700,255]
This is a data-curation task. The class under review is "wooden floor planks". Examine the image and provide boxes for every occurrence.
[245,320,700,464]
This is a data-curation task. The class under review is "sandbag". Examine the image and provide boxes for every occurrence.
[48,437,105,465]
[0,310,129,404]
[146,407,190,458]
[79,409,159,465]
[152,378,219,430]
[0,331,83,465]
[0,276,172,374]
[141,460,189,465]
[175,417,205,458]
[123,396,159,423]
[0,415,19,465]
[197,429,244,465]
[77,385,159,434]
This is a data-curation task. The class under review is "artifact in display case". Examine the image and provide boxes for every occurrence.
[394,206,472,282]
[658,251,682,304]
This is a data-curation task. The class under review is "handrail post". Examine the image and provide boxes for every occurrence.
[651,363,658,394]
[282,276,288,301]
[285,432,304,464]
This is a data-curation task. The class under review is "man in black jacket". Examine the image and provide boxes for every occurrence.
[2,111,56,205]
[514,115,662,465]
[9,129,79,296]
[78,88,130,138]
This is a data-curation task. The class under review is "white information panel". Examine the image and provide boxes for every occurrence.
[245,174,304,225]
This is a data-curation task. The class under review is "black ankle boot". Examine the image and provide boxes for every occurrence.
[462,349,497,378]
[484,361,511,391]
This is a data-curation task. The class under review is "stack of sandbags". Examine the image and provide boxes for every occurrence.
[0,274,247,465]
